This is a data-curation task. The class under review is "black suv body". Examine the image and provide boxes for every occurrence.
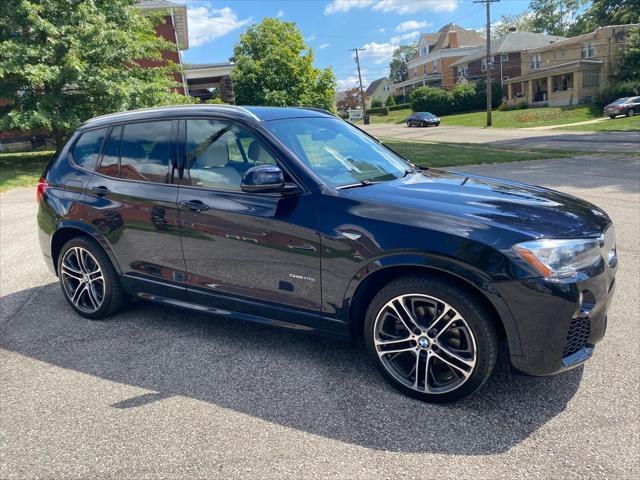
[37,106,617,402]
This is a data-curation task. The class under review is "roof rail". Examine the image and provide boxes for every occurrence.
[300,107,338,117]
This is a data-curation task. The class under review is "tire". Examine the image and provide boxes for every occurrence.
[628,108,635,117]
[363,275,498,403]
[609,115,616,119]
[435,122,440,127]
[57,236,130,320]
[407,121,411,127]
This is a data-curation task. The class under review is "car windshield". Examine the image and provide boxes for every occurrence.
[611,97,630,105]
[263,117,411,188]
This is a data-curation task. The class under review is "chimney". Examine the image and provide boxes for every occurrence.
[448,31,458,48]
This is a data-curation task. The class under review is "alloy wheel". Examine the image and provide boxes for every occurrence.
[60,247,105,313]
[374,293,477,394]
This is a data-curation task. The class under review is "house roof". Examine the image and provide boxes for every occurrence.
[451,31,566,67]
[137,0,189,50]
[365,77,388,96]
[522,24,636,53]
[413,23,484,61]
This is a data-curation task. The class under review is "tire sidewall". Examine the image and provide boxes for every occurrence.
[57,237,116,320]
[363,276,497,403]
[628,109,635,117]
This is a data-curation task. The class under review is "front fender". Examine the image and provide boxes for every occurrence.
[341,252,523,357]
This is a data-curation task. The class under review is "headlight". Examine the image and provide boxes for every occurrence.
[514,238,603,279]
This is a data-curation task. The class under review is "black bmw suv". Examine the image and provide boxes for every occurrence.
[37,105,617,402]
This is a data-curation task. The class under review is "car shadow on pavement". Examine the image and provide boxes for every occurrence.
[1,283,583,455]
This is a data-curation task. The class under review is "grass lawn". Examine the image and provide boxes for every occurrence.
[366,105,605,129]
[0,150,54,192]
[381,139,572,168]
[555,114,640,132]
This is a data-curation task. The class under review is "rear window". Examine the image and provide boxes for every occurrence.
[71,128,107,170]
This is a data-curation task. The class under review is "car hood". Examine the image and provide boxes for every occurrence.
[340,169,610,239]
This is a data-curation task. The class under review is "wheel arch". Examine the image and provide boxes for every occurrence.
[345,255,522,356]
[51,222,121,276]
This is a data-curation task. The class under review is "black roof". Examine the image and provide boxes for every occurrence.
[80,105,334,130]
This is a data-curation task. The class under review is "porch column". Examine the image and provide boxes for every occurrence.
[507,82,513,103]
[546,76,553,102]
[527,80,533,104]
[402,85,406,97]
[219,76,236,105]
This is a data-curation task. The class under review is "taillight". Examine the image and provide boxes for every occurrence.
[36,177,49,203]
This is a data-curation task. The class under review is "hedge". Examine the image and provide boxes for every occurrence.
[389,103,411,111]
[409,82,502,115]
[594,80,640,108]
[366,106,389,115]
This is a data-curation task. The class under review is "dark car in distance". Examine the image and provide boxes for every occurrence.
[38,106,617,402]
[406,112,440,127]
[603,96,640,118]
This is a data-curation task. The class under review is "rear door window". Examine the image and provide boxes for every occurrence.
[119,121,173,183]
[97,126,122,177]
[71,128,107,170]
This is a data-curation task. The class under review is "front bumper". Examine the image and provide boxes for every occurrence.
[493,258,616,376]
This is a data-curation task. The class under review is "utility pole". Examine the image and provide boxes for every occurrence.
[349,48,367,122]
[474,0,499,127]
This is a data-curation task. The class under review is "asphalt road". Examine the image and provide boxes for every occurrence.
[362,122,640,153]
[1,155,639,479]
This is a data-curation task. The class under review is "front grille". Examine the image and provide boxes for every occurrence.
[563,316,591,357]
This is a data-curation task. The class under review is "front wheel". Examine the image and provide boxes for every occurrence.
[406,121,412,127]
[609,115,616,119]
[364,275,498,402]
[58,237,130,320]
[628,108,636,117]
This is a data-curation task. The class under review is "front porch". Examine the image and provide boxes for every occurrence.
[392,74,444,98]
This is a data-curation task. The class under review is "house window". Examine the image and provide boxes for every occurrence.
[491,56,495,69]
[531,54,541,70]
[582,70,600,89]
[432,60,438,73]
[582,41,595,59]
[423,64,427,75]
[481,59,487,72]
[414,67,418,76]
[383,84,390,92]
[501,53,509,61]
[552,73,573,92]
[420,46,428,56]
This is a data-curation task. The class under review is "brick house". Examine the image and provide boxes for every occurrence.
[504,25,636,107]
[450,30,565,99]
[393,23,484,97]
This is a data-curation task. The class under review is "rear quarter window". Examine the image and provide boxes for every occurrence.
[71,128,108,170]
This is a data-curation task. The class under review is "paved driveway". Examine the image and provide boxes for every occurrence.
[1,155,639,479]
[362,123,640,153]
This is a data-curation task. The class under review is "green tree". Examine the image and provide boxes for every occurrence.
[385,95,396,107]
[571,0,640,35]
[230,18,335,110]
[528,0,588,36]
[493,12,536,38]
[389,44,418,83]
[615,27,640,80]
[0,0,188,147]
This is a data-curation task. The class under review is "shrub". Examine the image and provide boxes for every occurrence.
[394,94,406,104]
[594,80,640,108]
[389,103,411,111]
[385,95,396,107]
[205,98,225,104]
[409,86,451,114]
[366,106,389,115]
[370,98,383,108]
[497,101,529,111]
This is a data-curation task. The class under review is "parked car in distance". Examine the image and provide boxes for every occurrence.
[38,105,617,403]
[407,112,440,127]
[603,96,640,118]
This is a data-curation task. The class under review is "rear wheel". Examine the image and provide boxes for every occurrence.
[609,115,616,119]
[628,108,636,117]
[58,237,129,320]
[364,275,497,402]
[406,121,412,127]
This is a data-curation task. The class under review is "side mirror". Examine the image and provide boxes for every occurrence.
[241,165,298,194]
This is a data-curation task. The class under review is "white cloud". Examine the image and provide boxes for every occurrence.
[360,31,419,63]
[324,0,373,15]
[378,27,386,32]
[395,20,429,32]
[319,43,331,50]
[187,6,252,47]
[336,72,369,91]
[305,34,317,42]
[374,0,460,14]
[276,9,284,18]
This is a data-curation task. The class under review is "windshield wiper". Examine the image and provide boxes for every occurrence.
[336,179,377,189]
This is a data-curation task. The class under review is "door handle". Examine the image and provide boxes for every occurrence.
[90,185,110,196]
[180,200,209,212]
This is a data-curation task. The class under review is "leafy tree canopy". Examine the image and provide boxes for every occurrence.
[0,0,189,146]
[615,26,640,80]
[528,0,589,37]
[571,0,640,35]
[230,18,336,111]
[389,44,417,83]
[336,87,365,112]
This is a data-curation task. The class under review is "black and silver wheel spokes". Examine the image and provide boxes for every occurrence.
[374,294,477,394]
[61,247,105,313]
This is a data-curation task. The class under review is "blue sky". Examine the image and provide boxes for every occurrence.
[180,0,531,90]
